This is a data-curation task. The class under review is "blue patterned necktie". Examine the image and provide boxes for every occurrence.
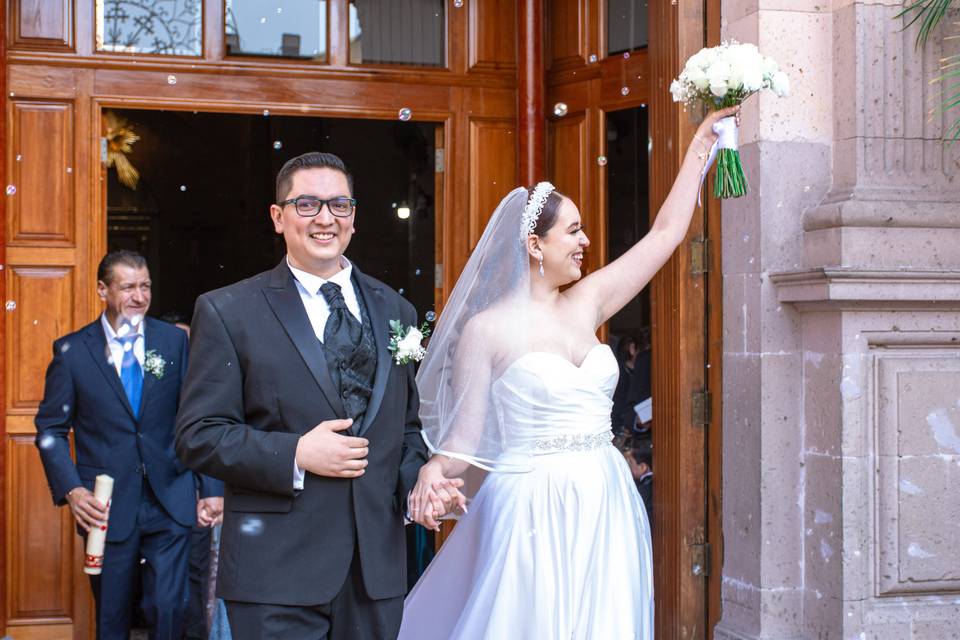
[117,334,143,419]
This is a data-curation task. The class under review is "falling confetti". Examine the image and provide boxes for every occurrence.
[273,140,283,150]
[5,301,16,311]
[588,54,598,64]
[6,185,16,195]
[553,102,568,117]
[425,311,437,322]
[38,435,56,450]
[621,87,630,96]
[167,75,177,85]
[596,156,608,166]
[398,108,412,121]
[263,109,270,116]
[454,0,463,6]
[623,52,631,60]
[180,185,187,192]
[60,342,71,353]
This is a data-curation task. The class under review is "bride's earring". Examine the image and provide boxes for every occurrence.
[538,255,545,278]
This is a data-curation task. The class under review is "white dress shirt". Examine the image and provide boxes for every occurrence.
[287,257,361,342]
[287,256,361,489]
[101,313,145,378]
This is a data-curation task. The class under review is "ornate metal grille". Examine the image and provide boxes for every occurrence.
[96,0,203,56]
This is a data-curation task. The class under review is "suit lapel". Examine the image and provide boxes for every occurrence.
[354,270,392,436]
[137,319,160,419]
[262,261,347,418]
[82,320,138,421]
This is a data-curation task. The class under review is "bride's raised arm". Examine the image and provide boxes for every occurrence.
[568,105,739,328]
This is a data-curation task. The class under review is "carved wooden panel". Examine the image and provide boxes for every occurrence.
[547,113,588,210]
[547,0,588,69]
[6,266,74,412]
[5,435,75,621]
[469,0,517,71]
[7,100,75,244]
[468,119,517,249]
[875,351,960,596]
[10,0,74,51]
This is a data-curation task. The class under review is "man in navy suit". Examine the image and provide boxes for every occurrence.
[35,250,223,639]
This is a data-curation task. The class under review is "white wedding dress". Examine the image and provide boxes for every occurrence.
[399,344,653,639]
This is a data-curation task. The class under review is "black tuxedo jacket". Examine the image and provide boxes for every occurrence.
[175,260,428,606]
[35,317,222,542]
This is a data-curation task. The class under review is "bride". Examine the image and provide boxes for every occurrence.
[399,106,738,639]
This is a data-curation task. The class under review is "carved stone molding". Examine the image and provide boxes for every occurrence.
[771,268,960,310]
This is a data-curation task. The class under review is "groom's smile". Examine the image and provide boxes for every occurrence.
[270,167,356,279]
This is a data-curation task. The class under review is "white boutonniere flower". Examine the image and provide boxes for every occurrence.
[144,350,167,379]
[388,320,431,365]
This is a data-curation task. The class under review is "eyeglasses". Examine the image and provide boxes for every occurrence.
[278,195,357,218]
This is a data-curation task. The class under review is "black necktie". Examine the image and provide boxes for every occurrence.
[319,282,362,349]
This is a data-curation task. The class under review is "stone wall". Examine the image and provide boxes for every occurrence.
[716,1,960,638]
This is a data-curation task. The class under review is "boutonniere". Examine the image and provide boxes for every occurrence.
[388,320,431,365]
[143,350,167,379]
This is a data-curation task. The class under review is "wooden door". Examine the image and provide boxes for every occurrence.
[2,0,519,637]
[545,1,722,637]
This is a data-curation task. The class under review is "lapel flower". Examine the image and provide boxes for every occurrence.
[389,320,431,365]
[144,350,167,379]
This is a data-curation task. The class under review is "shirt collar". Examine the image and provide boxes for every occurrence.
[100,313,145,342]
[286,256,353,296]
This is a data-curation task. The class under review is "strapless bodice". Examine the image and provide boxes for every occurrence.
[491,344,618,453]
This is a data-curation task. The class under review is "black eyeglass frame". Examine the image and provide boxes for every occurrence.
[277,195,358,218]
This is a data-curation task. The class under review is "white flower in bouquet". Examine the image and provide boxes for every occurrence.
[670,40,790,199]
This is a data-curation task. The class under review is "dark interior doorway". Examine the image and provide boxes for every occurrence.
[104,109,437,325]
[605,105,653,526]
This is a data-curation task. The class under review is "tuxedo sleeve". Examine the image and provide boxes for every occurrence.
[175,329,225,500]
[34,339,83,505]
[176,294,300,496]
[397,301,429,511]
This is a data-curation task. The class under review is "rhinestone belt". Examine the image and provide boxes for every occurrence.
[531,430,614,453]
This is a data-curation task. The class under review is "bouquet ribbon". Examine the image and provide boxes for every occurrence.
[698,116,739,207]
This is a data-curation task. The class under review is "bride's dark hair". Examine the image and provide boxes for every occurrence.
[525,186,566,236]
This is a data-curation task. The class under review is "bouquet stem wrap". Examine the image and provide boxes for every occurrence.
[701,116,746,201]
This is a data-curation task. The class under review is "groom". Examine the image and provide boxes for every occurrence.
[176,152,436,638]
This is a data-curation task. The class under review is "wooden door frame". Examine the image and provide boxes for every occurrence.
[545,1,722,637]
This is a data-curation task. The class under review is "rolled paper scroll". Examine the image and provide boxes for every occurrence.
[83,474,114,575]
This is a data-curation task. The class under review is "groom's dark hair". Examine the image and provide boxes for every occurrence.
[276,152,354,202]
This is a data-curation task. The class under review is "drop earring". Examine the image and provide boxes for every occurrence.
[538,256,545,278]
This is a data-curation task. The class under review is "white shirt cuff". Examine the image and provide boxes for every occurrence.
[293,462,305,490]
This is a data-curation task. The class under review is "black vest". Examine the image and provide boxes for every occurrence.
[321,278,377,425]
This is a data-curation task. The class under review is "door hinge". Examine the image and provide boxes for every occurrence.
[692,389,711,426]
[101,137,108,165]
[691,236,710,275]
[691,542,711,576]
[435,149,445,172]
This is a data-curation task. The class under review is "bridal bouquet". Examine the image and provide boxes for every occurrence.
[670,41,789,199]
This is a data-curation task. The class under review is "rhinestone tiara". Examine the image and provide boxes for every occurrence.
[521,181,556,239]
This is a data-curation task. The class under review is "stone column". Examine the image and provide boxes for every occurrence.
[717,1,960,638]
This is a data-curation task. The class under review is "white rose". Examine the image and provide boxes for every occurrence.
[687,67,710,91]
[669,79,686,102]
[771,71,790,97]
[742,64,764,92]
[398,327,424,353]
[710,80,729,98]
[762,56,779,77]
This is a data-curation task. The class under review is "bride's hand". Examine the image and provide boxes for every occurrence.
[408,459,466,531]
[690,105,740,155]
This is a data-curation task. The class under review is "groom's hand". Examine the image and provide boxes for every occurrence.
[295,419,369,479]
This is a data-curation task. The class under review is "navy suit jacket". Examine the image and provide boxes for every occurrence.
[35,316,223,542]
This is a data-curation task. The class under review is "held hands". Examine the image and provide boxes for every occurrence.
[691,105,741,156]
[408,458,468,531]
[65,486,109,532]
[295,418,369,479]
[197,497,224,527]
